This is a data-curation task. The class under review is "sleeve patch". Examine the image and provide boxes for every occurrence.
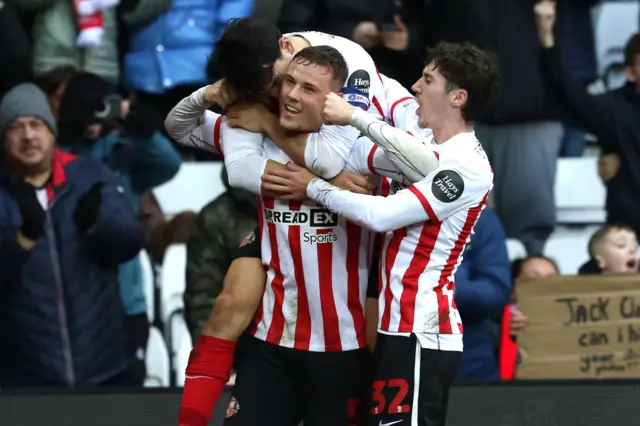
[341,87,370,110]
[431,170,464,203]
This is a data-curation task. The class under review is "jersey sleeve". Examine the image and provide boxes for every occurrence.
[344,137,412,185]
[350,108,439,183]
[408,164,492,223]
[307,179,429,233]
[303,123,360,179]
[220,118,268,195]
[164,88,223,155]
[380,74,433,140]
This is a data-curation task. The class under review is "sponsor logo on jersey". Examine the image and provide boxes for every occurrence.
[239,230,256,248]
[346,70,371,96]
[432,170,464,203]
[263,207,338,227]
[303,231,339,244]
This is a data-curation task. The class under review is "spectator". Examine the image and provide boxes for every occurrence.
[0,1,32,97]
[554,0,599,157]
[122,0,254,158]
[139,191,197,265]
[36,66,78,119]
[511,255,560,281]
[535,1,640,238]
[29,0,120,85]
[423,0,561,256]
[500,255,559,379]
[455,208,512,380]
[55,72,182,385]
[184,167,258,343]
[578,223,639,275]
[0,83,145,387]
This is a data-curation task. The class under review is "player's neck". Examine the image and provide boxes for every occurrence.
[431,118,473,145]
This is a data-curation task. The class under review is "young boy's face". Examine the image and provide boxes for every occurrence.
[596,228,639,274]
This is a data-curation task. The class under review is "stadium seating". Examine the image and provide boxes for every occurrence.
[140,250,156,322]
[160,244,188,325]
[144,326,171,387]
[506,239,527,262]
[592,1,639,81]
[554,157,606,224]
[544,225,600,275]
[153,162,225,217]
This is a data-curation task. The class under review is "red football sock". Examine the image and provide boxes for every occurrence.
[178,335,237,426]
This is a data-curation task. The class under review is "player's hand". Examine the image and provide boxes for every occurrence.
[380,15,409,52]
[322,93,356,126]
[227,103,273,133]
[353,21,379,48]
[330,171,376,195]
[261,162,317,200]
[509,309,527,336]
[597,153,620,182]
[533,0,556,47]
[203,79,235,108]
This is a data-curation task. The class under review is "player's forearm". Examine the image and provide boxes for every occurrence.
[164,88,221,154]
[349,108,439,182]
[307,179,425,233]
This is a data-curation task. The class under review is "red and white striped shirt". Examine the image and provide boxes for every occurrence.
[308,131,493,352]
[250,137,401,352]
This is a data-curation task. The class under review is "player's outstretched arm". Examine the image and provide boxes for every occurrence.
[227,103,360,180]
[261,163,429,233]
[323,93,440,182]
[165,82,235,154]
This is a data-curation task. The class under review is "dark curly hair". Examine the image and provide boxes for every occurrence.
[208,17,283,101]
[291,45,349,89]
[424,42,502,122]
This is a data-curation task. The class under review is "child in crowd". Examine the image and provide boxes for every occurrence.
[580,224,639,275]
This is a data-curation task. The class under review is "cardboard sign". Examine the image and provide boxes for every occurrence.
[515,275,640,379]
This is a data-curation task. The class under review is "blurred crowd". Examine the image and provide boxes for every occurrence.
[0,0,639,388]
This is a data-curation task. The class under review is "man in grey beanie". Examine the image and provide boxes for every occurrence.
[0,83,57,180]
[0,82,147,388]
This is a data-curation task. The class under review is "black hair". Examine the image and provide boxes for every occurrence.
[511,255,559,283]
[208,17,282,101]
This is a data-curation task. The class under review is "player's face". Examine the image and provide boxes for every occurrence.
[411,63,465,129]
[596,229,639,274]
[279,60,337,132]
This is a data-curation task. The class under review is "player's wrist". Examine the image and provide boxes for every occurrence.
[306,177,324,199]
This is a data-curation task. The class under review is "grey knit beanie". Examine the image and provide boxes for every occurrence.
[0,83,57,138]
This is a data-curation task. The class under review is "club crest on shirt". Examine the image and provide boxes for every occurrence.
[239,231,256,248]
[431,170,464,203]
[226,396,240,418]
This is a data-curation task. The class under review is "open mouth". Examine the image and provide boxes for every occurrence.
[284,104,301,115]
[626,258,638,270]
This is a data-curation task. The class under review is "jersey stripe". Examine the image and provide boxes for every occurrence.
[317,229,342,350]
[380,228,407,330]
[213,115,223,155]
[398,220,442,332]
[346,221,366,348]
[408,185,437,222]
[264,198,286,343]
[390,97,414,127]
[249,198,266,334]
[367,145,379,175]
[288,201,312,349]
[372,96,385,120]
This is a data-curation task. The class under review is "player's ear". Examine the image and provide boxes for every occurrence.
[451,88,467,109]
[595,253,606,270]
[280,37,295,54]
